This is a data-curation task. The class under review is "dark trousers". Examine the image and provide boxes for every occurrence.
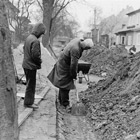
[58,88,70,107]
[23,68,37,105]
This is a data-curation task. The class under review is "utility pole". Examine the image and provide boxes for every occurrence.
[92,8,97,45]
[94,8,97,45]
[94,8,96,31]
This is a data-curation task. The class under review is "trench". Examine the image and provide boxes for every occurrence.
[56,75,104,140]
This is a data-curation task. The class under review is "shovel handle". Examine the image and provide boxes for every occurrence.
[74,80,79,102]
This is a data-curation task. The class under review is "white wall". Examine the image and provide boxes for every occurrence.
[128,12,140,27]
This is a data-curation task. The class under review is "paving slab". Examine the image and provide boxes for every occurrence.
[18,86,50,127]
[19,85,57,140]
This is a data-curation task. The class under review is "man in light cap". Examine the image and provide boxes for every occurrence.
[47,38,94,112]
[22,22,46,109]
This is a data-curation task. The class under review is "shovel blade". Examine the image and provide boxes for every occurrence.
[71,102,87,116]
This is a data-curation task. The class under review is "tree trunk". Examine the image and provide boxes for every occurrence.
[0,1,19,140]
[42,0,54,49]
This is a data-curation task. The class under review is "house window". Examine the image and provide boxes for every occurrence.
[127,35,132,45]
[121,36,125,45]
[138,13,140,25]
[137,33,140,45]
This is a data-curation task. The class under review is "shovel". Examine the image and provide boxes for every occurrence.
[71,81,86,116]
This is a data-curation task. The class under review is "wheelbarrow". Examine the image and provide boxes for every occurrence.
[77,60,91,84]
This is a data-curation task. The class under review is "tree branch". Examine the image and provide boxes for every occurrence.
[53,0,76,21]
[36,0,43,11]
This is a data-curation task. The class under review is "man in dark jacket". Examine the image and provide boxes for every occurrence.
[22,23,46,109]
[47,38,94,112]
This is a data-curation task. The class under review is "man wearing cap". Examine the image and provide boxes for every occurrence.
[47,38,94,112]
[22,23,46,109]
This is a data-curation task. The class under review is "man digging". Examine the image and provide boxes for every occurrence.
[47,38,94,113]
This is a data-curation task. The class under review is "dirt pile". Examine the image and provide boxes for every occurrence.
[81,46,129,77]
[81,52,140,140]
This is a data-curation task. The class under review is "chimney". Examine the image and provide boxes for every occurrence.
[122,24,126,29]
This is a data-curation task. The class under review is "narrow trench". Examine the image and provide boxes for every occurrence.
[56,91,97,140]
[56,75,103,140]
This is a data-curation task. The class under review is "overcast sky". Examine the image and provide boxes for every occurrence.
[68,0,140,31]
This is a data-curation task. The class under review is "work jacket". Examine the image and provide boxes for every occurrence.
[47,38,84,90]
[22,23,45,70]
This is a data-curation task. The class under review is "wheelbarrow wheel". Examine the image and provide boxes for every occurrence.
[79,77,82,83]
[78,71,83,84]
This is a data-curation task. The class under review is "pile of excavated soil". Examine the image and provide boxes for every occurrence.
[81,46,129,77]
[80,52,140,140]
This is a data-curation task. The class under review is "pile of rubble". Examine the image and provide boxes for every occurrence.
[81,52,140,140]
[81,45,129,77]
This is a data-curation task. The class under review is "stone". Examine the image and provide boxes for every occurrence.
[124,134,137,140]
[136,131,140,138]
[59,133,65,140]
[47,124,56,137]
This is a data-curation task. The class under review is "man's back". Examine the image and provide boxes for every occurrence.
[62,38,82,58]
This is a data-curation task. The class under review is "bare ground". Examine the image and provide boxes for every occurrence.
[56,75,103,140]
[18,75,102,140]
[18,81,56,140]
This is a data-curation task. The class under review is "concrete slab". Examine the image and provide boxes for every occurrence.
[18,86,50,127]
[17,93,43,99]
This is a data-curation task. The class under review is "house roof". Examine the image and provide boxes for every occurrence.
[115,26,140,34]
[133,27,140,31]
[126,8,140,15]
[101,34,109,36]
[115,28,133,34]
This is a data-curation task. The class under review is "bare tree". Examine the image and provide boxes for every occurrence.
[7,0,35,42]
[0,0,18,139]
[37,0,76,49]
[49,8,79,43]
[99,15,119,46]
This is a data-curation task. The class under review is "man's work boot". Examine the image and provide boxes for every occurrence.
[24,104,39,110]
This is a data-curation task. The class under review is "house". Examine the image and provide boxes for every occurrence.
[83,32,92,39]
[76,30,85,38]
[52,36,71,58]
[100,34,109,48]
[115,8,140,52]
